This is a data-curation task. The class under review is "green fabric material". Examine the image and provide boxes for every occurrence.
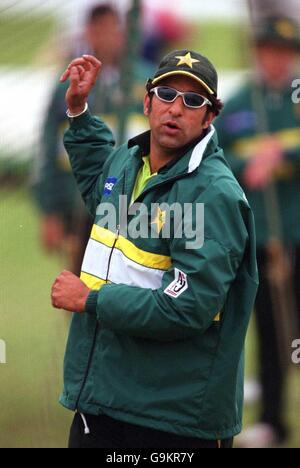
[215,80,300,247]
[60,111,258,440]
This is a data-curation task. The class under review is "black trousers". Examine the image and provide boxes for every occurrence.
[255,246,300,439]
[68,413,233,449]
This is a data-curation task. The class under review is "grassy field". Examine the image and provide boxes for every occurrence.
[0,188,299,448]
[0,12,247,70]
[0,13,55,66]
[0,188,72,448]
[181,21,249,70]
[243,328,300,448]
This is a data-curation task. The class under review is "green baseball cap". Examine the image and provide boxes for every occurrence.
[254,17,300,50]
[149,49,218,96]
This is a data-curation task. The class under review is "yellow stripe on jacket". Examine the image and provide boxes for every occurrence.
[81,226,172,291]
[90,225,172,271]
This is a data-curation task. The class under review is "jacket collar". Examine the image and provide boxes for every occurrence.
[128,131,151,157]
[188,125,215,173]
[128,126,216,175]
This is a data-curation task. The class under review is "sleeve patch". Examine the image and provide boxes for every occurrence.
[164,269,188,299]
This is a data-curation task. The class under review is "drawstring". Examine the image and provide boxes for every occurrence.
[79,413,91,435]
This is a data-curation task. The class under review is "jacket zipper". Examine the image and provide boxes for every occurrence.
[73,172,185,415]
[74,226,120,412]
[74,175,126,412]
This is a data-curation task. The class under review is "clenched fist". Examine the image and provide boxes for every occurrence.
[51,270,91,313]
[60,55,102,115]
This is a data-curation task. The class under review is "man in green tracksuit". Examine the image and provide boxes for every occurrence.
[51,50,258,449]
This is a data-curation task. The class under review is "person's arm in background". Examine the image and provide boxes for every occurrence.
[218,127,300,191]
[32,81,74,252]
[215,83,300,189]
[215,85,263,186]
[216,122,285,190]
[214,115,248,180]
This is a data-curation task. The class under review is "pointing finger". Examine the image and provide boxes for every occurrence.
[60,69,70,82]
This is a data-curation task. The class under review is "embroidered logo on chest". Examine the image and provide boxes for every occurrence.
[103,177,118,196]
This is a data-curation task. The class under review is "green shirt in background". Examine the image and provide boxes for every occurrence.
[215,80,300,247]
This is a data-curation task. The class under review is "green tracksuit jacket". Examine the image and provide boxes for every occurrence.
[60,110,258,440]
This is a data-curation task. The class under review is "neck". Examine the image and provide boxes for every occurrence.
[149,131,206,174]
[149,143,178,174]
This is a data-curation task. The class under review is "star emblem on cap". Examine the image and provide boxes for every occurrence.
[175,52,200,69]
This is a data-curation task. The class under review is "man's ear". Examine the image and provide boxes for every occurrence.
[144,94,151,116]
[203,111,215,130]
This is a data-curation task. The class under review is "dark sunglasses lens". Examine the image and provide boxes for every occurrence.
[157,87,177,102]
[184,93,205,108]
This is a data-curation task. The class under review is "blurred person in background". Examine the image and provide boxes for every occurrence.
[216,17,300,448]
[141,5,189,64]
[32,2,152,275]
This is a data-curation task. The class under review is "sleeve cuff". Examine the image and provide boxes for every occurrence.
[68,108,94,129]
[85,290,99,316]
[66,102,88,118]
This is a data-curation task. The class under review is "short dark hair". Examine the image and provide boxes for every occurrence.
[208,94,224,116]
[87,3,120,25]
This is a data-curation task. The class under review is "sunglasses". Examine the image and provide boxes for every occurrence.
[150,86,212,109]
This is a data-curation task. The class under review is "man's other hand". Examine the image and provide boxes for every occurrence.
[51,270,91,313]
[60,55,102,115]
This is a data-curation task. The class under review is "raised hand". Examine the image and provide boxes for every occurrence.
[60,55,102,115]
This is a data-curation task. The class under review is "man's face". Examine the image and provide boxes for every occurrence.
[255,43,298,87]
[144,76,215,153]
[85,13,125,64]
